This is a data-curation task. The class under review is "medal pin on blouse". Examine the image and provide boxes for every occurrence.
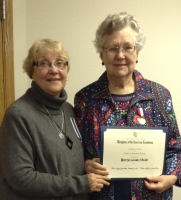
[137,108,146,125]
[111,95,146,125]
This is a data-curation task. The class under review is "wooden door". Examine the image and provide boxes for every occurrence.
[0,0,14,125]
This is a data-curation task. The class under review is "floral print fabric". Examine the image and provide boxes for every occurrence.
[74,70,181,200]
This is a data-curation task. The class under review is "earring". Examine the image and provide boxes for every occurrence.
[136,60,138,63]
[102,62,104,65]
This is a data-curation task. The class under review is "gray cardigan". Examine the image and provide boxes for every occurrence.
[0,82,90,200]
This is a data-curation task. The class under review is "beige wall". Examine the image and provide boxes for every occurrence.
[13,0,181,198]
[13,0,27,99]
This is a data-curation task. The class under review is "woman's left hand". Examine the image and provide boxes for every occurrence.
[144,175,177,194]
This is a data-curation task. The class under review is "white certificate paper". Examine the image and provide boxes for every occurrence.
[100,127,168,180]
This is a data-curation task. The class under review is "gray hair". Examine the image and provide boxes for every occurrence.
[94,12,146,53]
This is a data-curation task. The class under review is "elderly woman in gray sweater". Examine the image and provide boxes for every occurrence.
[0,39,110,200]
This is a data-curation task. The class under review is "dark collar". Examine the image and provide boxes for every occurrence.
[26,81,67,114]
[93,70,154,105]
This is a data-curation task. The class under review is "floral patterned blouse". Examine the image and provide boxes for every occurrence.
[74,70,181,200]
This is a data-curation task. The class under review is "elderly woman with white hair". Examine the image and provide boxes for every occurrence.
[74,12,181,200]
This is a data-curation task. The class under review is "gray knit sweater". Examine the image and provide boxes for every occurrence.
[0,82,90,200]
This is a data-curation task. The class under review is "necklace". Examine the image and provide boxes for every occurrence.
[42,104,65,139]
[110,93,135,115]
[108,93,133,126]
[42,104,73,149]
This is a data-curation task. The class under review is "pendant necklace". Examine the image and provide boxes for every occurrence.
[42,104,73,149]
[42,104,64,139]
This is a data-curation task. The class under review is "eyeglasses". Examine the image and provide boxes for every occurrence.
[102,45,136,56]
[33,60,68,70]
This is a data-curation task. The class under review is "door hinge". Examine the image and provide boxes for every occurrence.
[0,0,6,20]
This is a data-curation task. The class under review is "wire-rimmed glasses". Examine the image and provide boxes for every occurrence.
[102,45,136,56]
[33,60,68,70]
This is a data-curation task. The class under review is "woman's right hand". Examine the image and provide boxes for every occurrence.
[85,158,109,176]
[85,158,110,192]
[88,173,110,192]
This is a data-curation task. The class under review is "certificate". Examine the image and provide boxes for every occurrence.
[100,127,168,180]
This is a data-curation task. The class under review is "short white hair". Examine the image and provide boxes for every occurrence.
[94,12,146,53]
